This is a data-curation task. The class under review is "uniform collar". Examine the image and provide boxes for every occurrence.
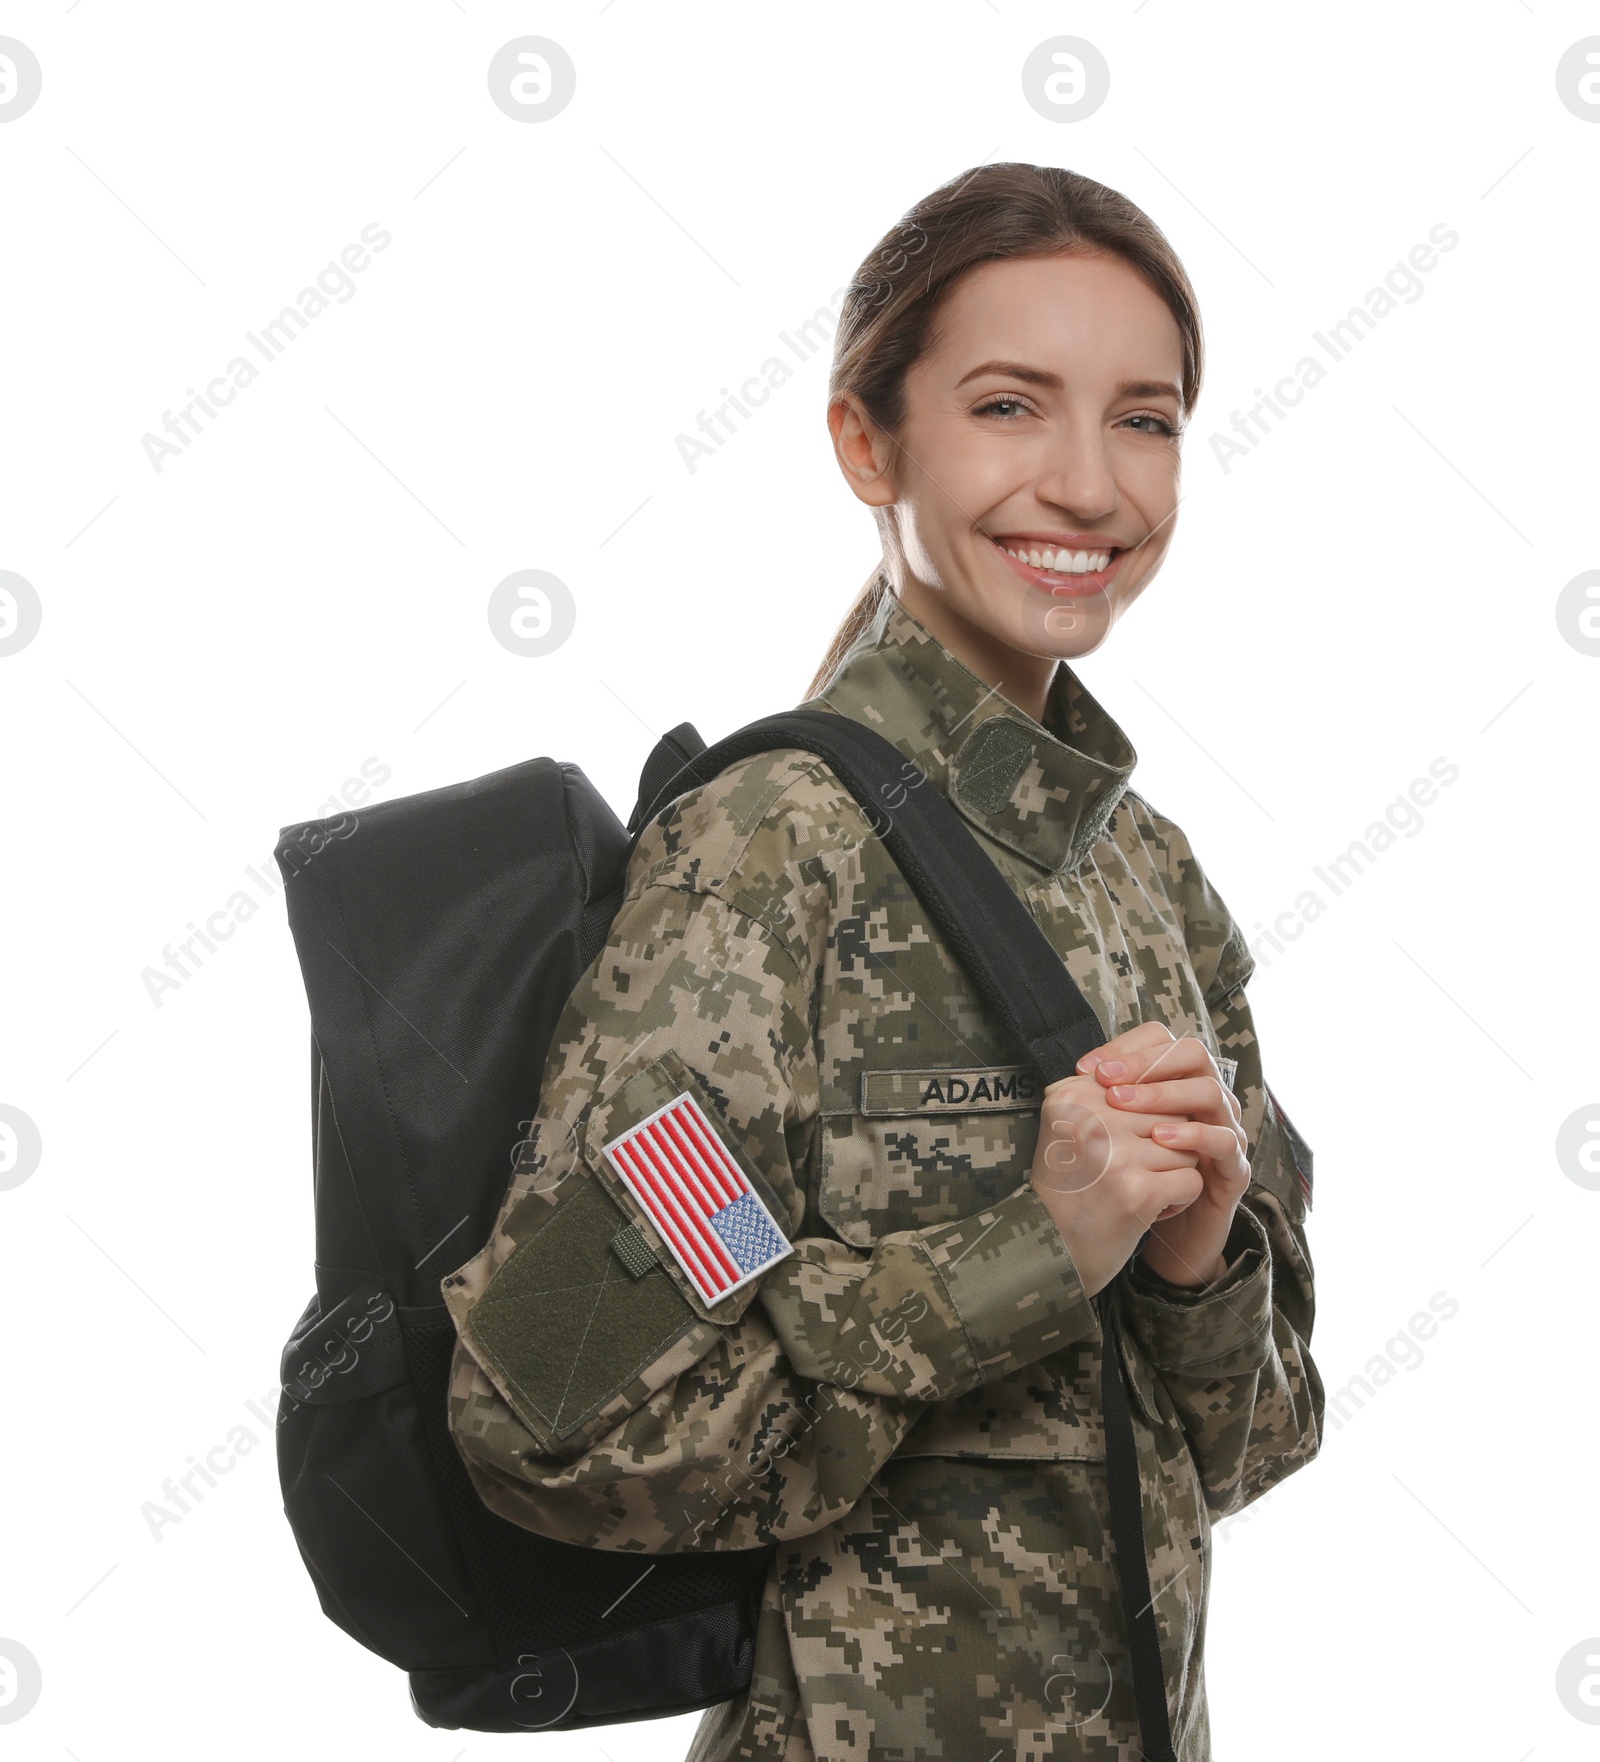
[814,594,1138,876]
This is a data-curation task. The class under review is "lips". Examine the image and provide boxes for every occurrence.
[987,534,1125,596]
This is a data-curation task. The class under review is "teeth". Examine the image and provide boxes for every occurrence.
[1001,543,1112,574]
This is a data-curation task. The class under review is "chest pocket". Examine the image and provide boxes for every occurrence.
[818,1064,1043,1247]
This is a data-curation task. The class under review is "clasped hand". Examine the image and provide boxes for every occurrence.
[1026,1021,1250,1297]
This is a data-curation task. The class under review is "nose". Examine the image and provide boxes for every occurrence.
[1034,418,1120,526]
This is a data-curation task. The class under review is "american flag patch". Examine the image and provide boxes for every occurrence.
[1267,1083,1314,1209]
[601,1093,793,1305]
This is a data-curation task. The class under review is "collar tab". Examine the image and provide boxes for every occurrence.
[819,597,1138,874]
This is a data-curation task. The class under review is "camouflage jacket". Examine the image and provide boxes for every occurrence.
[443,595,1323,1760]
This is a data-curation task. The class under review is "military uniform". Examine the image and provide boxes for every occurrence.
[442,594,1323,1760]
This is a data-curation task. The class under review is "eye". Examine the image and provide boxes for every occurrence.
[972,393,1037,421]
[1121,412,1181,436]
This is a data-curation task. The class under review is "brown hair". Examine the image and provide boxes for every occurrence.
[807,162,1204,698]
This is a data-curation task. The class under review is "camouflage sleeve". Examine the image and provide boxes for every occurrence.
[1114,798,1325,1517]
[442,761,1095,1554]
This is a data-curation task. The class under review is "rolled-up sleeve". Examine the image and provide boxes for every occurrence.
[1119,1204,1272,1379]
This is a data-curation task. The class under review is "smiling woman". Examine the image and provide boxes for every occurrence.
[444,161,1321,1762]
[810,166,1202,721]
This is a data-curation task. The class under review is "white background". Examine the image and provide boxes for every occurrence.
[2,2,1597,1756]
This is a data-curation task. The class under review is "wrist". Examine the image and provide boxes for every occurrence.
[1137,1237,1228,1290]
[1118,1207,1275,1373]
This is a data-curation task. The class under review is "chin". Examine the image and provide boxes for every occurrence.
[1009,586,1118,659]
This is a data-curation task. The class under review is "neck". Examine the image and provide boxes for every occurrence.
[892,576,1057,725]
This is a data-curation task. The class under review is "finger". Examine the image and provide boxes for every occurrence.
[1137,1128,1204,1170]
[1147,1146,1204,1175]
[1093,1034,1214,1087]
[1151,1119,1249,1172]
[1041,1084,1204,1146]
[1074,1021,1175,1075]
[1104,1074,1234,1125]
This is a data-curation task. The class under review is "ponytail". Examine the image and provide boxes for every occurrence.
[805,565,889,699]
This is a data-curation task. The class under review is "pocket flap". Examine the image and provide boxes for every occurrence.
[460,1171,712,1459]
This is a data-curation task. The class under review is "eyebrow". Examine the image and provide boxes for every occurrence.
[954,359,1184,404]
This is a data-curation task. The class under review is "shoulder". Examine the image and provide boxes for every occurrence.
[625,747,874,969]
[1118,787,1254,1005]
[1118,786,1192,874]
[633,748,871,891]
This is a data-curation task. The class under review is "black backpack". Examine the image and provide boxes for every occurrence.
[273,709,1178,1760]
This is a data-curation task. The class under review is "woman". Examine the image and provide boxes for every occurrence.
[443,162,1322,1760]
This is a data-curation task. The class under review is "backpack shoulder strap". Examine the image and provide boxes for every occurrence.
[628,721,707,837]
[637,707,1105,1081]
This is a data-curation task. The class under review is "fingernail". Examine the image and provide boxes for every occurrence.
[1076,1053,1102,1073]
[1111,1085,1136,1101]
[1099,1059,1126,1078]
[1153,1124,1177,1139]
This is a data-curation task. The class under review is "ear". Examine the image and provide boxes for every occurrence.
[828,394,897,510]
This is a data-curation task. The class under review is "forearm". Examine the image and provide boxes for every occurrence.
[761,1178,1098,1403]
[448,1309,927,1552]
[447,1174,1100,1553]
